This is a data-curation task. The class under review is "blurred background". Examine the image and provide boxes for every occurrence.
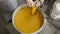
[0,0,60,34]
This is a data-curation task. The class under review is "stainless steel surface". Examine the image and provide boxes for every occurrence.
[0,0,18,11]
[0,14,10,34]
[49,0,60,29]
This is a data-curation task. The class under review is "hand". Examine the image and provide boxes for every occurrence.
[26,0,44,7]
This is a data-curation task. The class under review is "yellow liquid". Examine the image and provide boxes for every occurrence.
[14,6,44,33]
[32,5,37,14]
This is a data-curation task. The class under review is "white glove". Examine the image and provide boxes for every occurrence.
[26,0,44,7]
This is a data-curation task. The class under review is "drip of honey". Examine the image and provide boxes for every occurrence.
[14,6,44,33]
[32,5,37,14]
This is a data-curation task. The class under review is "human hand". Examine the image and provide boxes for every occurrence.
[26,0,44,7]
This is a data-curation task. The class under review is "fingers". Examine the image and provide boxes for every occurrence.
[26,0,35,7]
[26,0,44,7]
[39,0,44,3]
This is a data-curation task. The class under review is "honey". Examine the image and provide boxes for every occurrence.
[14,6,44,33]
